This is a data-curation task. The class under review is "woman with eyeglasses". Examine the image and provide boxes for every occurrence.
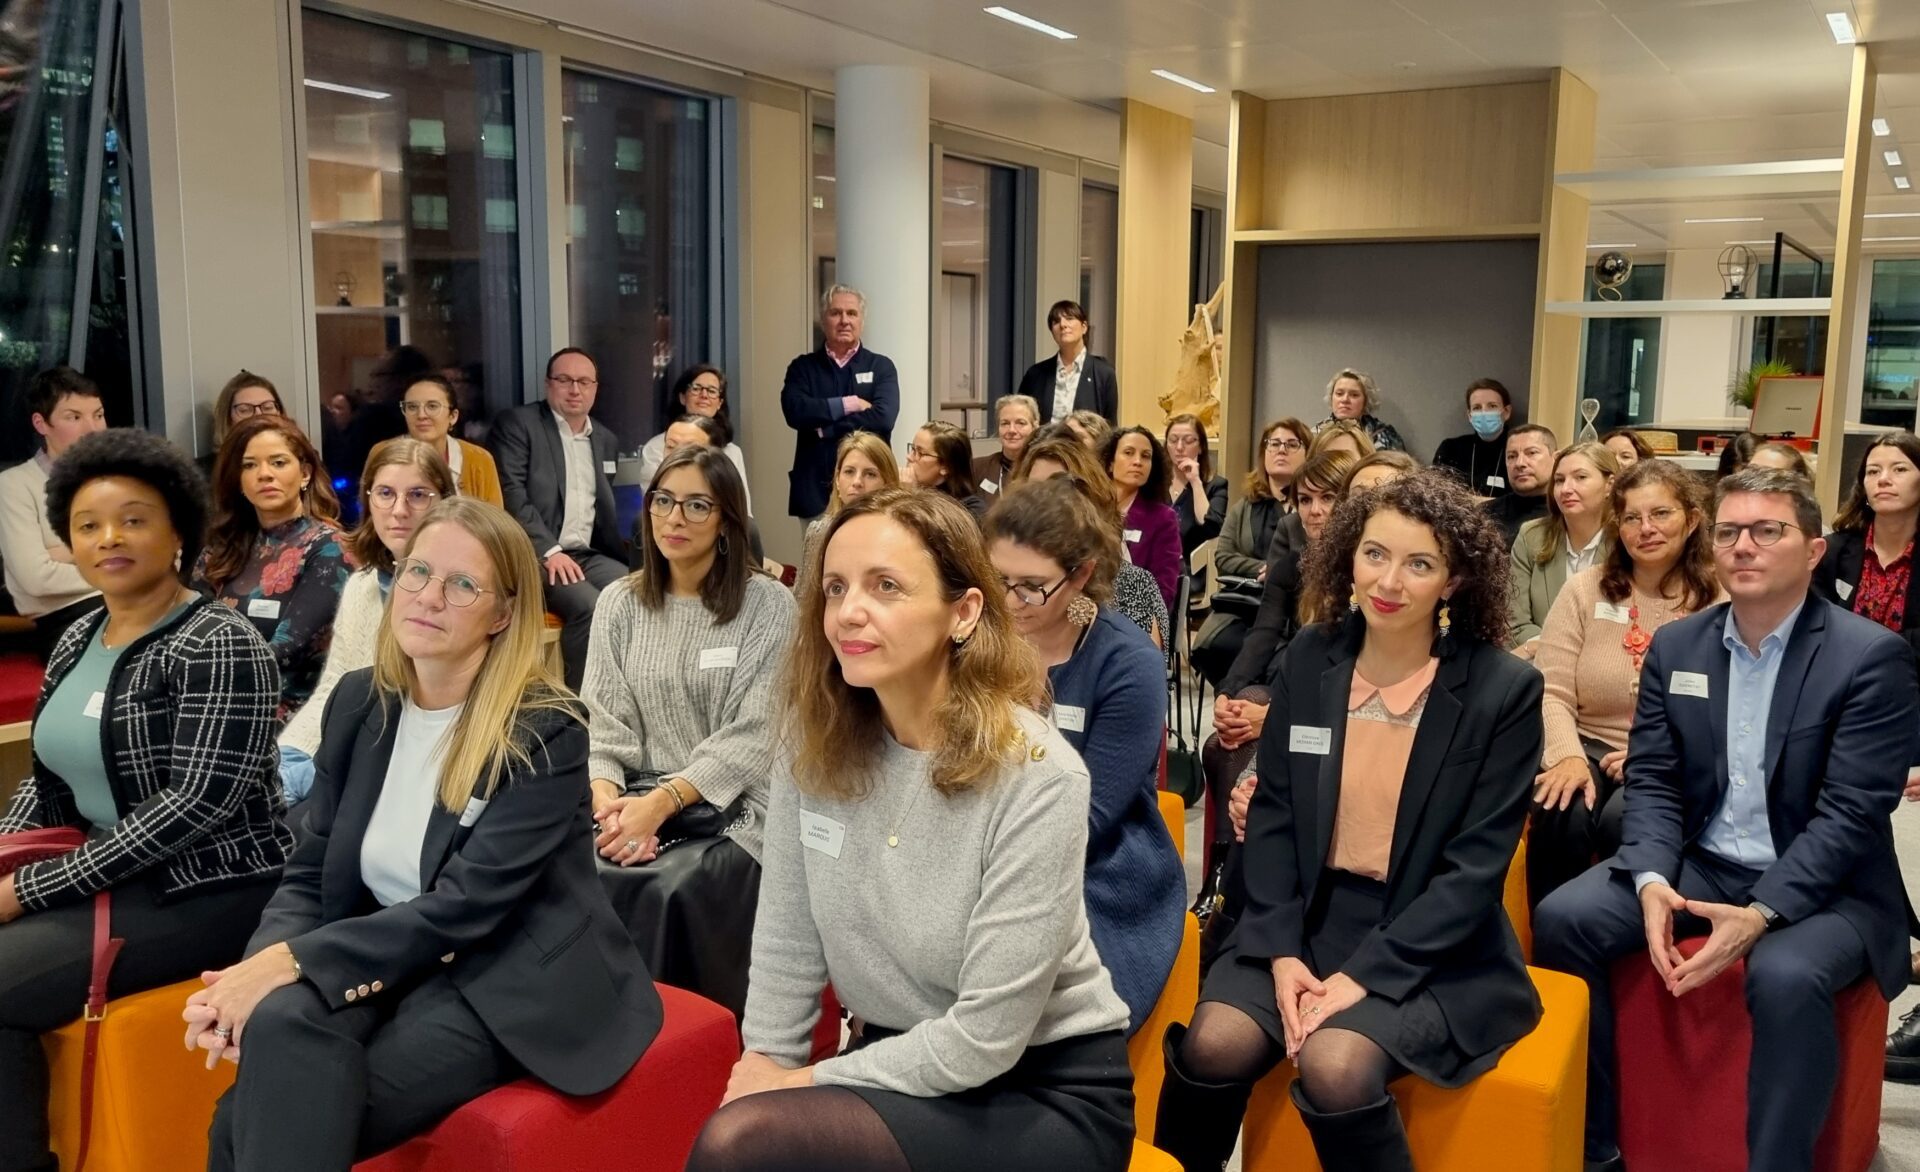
[213,371,285,449]
[399,376,502,507]
[277,440,455,805]
[907,420,987,522]
[984,478,1185,1033]
[582,445,795,1017]
[194,415,355,725]
[1525,459,1719,907]
[197,498,660,1171]
[639,366,752,514]
[1165,414,1229,562]
[1192,419,1310,688]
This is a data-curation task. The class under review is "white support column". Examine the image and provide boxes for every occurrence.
[834,65,931,455]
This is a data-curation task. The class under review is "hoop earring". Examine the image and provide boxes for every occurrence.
[716,533,729,556]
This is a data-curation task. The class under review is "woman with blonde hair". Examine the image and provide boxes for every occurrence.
[196,498,659,1170]
[1315,368,1404,452]
[1508,442,1619,657]
[689,488,1135,1172]
[1309,419,1377,462]
[1064,409,1113,452]
[802,432,899,575]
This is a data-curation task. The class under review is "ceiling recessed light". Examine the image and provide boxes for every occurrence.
[1897,176,1913,190]
[1151,69,1216,94]
[1684,216,1764,224]
[304,79,391,100]
[1586,243,1638,250]
[1874,118,1893,136]
[1826,11,1857,44]
[1887,151,1904,167]
[983,7,1077,40]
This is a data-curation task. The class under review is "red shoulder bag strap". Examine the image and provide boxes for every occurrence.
[74,889,122,1172]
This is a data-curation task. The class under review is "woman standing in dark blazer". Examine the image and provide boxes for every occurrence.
[1156,470,1544,1172]
[195,498,659,1172]
[1019,300,1119,425]
[1815,431,1920,659]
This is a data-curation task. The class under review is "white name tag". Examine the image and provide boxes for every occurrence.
[247,598,281,620]
[981,479,998,495]
[458,797,489,827]
[83,691,105,720]
[1594,601,1631,624]
[1123,528,1142,543]
[798,810,845,859]
[1486,475,1505,489]
[1055,705,1087,733]
[1836,580,1855,601]
[602,460,617,475]
[1289,726,1333,755]
[1671,671,1710,699]
[699,646,739,670]
[854,371,874,385]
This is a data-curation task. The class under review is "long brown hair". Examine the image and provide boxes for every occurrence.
[1013,432,1113,498]
[1245,417,1309,503]
[348,438,456,571]
[632,444,756,623]
[1165,413,1213,483]
[917,420,980,500]
[784,487,1044,800]
[1835,431,1920,533]
[1532,442,1619,567]
[827,431,900,517]
[201,414,342,588]
[1597,459,1718,611]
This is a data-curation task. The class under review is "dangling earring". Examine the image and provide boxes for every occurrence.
[1348,588,1360,614]
[716,532,729,556]
[1437,601,1453,646]
[1067,595,1097,627]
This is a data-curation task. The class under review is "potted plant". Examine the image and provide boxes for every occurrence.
[1727,359,1799,411]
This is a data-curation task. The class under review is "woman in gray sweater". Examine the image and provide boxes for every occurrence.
[583,445,795,1017]
[687,487,1135,1172]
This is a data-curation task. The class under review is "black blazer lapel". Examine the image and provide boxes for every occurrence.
[419,802,461,892]
[1762,601,1826,792]
[1384,655,1468,889]
[323,699,402,920]
[1836,533,1866,600]
[1311,647,1357,875]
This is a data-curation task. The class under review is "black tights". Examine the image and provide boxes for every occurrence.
[1180,1001,1401,1113]
[686,1086,911,1172]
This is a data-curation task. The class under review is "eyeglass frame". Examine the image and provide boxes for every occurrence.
[229,400,279,421]
[647,490,718,524]
[1000,568,1078,608]
[393,558,500,607]
[367,485,441,512]
[683,383,723,401]
[399,400,450,417]
[1618,505,1685,531]
[547,375,599,390]
[1710,520,1803,549]
[1262,437,1305,453]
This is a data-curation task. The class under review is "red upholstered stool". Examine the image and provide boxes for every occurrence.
[1611,935,1886,1172]
[0,649,45,725]
[354,983,738,1172]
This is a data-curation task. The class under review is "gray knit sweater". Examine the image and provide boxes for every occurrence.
[742,709,1129,1096]
[580,574,797,862]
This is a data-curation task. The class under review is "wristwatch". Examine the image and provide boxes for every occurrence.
[1748,900,1785,932]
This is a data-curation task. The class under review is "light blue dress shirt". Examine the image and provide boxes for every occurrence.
[1634,601,1802,892]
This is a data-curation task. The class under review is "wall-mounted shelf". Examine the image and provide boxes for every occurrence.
[1544,296,1831,318]
[1553,159,1844,202]
[311,219,404,239]
[1230,223,1541,244]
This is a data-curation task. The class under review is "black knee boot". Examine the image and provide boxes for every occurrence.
[1152,1023,1255,1172]
[1290,1079,1414,1172]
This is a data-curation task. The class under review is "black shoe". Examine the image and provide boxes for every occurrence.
[1584,1153,1626,1172]
[1887,1003,1920,1081]
[1289,1080,1414,1172]
[1189,850,1230,924]
[1152,1023,1255,1172]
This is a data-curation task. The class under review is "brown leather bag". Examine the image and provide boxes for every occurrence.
[0,828,120,1172]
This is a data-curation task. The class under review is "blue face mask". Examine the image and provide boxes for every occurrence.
[1469,410,1505,440]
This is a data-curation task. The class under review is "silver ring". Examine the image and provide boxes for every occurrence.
[1308,1007,1321,1016]
[625,839,640,853]
[213,1026,233,1040]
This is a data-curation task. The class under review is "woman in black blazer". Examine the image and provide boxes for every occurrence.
[1020,299,1119,424]
[1814,431,1920,661]
[1155,470,1544,1172]
[194,499,661,1172]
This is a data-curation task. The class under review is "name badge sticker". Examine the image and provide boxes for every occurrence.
[1594,601,1631,624]
[981,479,998,495]
[247,598,281,621]
[1055,705,1087,733]
[798,810,845,859]
[1486,475,1506,489]
[602,460,617,475]
[1836,580,1855,601]
[855,371,875,385]
[458,797,490,827]
[1671,671,1711,699]
[1123,528,1143,543]
[83,691,105,720]
[699,646,739,670]
[1289,726,1333,755]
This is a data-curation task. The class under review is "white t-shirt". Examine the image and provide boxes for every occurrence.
[360,699,465,907]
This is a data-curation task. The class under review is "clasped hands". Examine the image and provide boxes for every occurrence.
[1213,695,1268,753]
[722,1051,814,1105]
[1639,881,1767,997]
[181,943,300,1070]
[1272,958,1367,1060]
[591,778,684,866]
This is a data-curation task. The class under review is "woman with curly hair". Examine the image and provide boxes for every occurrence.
[1315,368,1404,453]
[1104,426,1182,609]
[1156,469,1544,1172]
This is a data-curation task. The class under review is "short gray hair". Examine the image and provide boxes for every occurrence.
[996,394,1040,425]
[820,284,867,316]
[1714,466,1822,538]
[1326,368,1380,413]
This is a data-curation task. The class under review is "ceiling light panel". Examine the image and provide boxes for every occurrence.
[1826,12,1857,44]
[983,7,1077,40]
[1151,69,1216,94]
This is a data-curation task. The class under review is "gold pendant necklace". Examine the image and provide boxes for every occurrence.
[888,778,929,848]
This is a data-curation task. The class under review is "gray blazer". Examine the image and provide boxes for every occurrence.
[489,402,626,562]
[1507,518,1572,649]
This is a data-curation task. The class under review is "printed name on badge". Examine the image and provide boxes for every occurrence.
[1055,705,1087,733]
[1670,671,1710,699]
[798,810,845,859]
[1289,726,1333,755]
[699,646,739,670]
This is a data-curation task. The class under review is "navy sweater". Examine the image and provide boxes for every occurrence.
[1048,606,1186,1032]
[779,347,900,517]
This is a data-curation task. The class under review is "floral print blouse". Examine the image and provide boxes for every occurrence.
[191,515,355,724]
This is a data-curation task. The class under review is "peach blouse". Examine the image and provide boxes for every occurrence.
[1329,657,1439,881]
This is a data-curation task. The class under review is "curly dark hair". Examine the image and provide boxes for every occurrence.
[1301,468,1511,647]
[46,428,209,581]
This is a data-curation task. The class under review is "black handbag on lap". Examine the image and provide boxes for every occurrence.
[1208,576,1264,622]
[623,770,733,849]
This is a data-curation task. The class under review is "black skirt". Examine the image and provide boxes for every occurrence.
[1202,870,1506,1088]
[839,1027,1135,1172]
[596,835,760,1019]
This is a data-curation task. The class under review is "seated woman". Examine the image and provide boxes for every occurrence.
[399,374,502,506]
[1192,418,1308,687]
[1315,368,1404,452]
[1309,419,1376,462]
[584,446,795,1018]
[1526,459,1718,908]
[0,430,291,1172]
[985,478,1185,1031]
[800,431,899,587]
[1064,409,1112,452]
[629,416,768,568]
[1015,433,1168,651]
[278,439,455,804]
[1600,427,1650,470]
[1507,441,1617,659]
[971,394,1038,498]
[1157,470,1544,1172]
[1104,426,1183,609]
[687,487,1135,1172]
[195,498,661,1171]
[906,420,987,520]
[205,370,285,474]
[638,365,751,512]
[1166,413,1229,563]
[193,415,355,723]
[1750,440,1812,480]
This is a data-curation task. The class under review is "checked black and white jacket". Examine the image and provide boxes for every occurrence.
[0,598,294,912]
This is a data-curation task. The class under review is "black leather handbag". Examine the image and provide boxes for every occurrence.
[624,770,733,849]
[1208,575,1265,622]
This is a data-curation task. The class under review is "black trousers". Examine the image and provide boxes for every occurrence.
[1533,849,1871,1171]
[207,970,521,1172]
[1524,738,1627,910]
[541,550,626,690]
[0,874,276,1172]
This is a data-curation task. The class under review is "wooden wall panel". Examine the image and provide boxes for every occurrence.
[1530,70,1597,443]
[1816,45,1877,515]
[1116,99,1194,428]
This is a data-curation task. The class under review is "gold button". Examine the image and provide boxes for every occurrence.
[441,953,455,964]
[1029,743,1046,761]
[344,988,357,1002]
[370,981,384,993]
[357,984,371,997]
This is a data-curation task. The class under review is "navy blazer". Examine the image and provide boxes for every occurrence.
[1611,595,1920,999]
[245,671,662,1096]
[780,347,901,518]
[1236,623,1544,1061]
[1019,353,1119,425]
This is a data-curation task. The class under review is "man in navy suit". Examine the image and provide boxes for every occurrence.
[1535,467,1920,1172]
[779,285,899,521]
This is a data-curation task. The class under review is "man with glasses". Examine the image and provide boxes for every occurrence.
[489,347,627,688]
[781,284,899,523]
[1535,467,1920,1172]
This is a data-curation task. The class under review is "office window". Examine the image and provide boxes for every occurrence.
[1190,204,1224,311]
[1746,257,1833,377]
[562,70,712,452]
[1864,259,1920,429]
[810,124,835,340]
[301,11,522,493]
[1580,262,1665,429]
[935,156,1018,435]
[1079,184,1118,365]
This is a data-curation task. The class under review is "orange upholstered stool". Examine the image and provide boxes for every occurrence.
[1128,912,1201,1141]
[1129,1138,1181,1171]
[1240,966,1588,1172]
[44,978,232,1172]
[1504,834,1532,962]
